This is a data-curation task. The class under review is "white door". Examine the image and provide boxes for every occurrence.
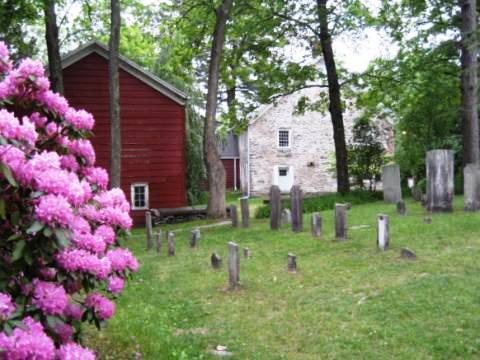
[274,166,294,192]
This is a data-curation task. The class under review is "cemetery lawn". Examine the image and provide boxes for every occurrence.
[85,196,480,359]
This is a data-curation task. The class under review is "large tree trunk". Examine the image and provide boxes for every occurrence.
[204,0,234,218]
[316,0,350,193]
[44,0,64,94]
[461,0,479,164]
[109,0,121,188]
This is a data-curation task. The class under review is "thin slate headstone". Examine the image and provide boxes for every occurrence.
[167,231,175,256]
[311,212,322,238]
[290,185,303,232]
[400,248,416,260]
[240,197,250,228]
[426,149,454,212]
[464,164,480,211]
[377,214,389,251]
[228,242,240,290]
[154,231,162,253]
[145,211,153,250]
[211,253,222,269]
[270,185,282,230]
[335,204,347,241]
[243,247,250,259]
[411,187,423,201]
[382,164,402,203]
[396,201,406,215]
[230,204,238,227]
[282,209,292,225]
[190,229,201,248]
[287,253,297,272]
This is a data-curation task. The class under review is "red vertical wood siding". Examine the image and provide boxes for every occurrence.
[222,159,240,190]
[63,53,187,226]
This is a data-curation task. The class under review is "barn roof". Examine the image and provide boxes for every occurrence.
[61,41,187,106]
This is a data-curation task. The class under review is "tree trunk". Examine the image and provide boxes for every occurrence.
[109,0,121,188]
[461,0,479,164]
[316,0,349,193]
[204,0,234,218]
[44,0,64,94]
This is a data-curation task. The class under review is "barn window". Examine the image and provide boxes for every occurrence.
[278,129,291,149]
[130,183,149,210]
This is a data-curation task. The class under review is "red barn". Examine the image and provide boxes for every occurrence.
[61,41,188,225]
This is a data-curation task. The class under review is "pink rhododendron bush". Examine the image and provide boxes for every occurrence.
[0,42,138,359]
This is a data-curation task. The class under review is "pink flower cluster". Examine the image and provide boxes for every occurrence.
[0,42,138,358]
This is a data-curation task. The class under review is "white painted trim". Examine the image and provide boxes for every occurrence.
[220,156,240,160]
[130,183,149,210]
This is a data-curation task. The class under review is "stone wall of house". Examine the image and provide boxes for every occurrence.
[246,88,360,196]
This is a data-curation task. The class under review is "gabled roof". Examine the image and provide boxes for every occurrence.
[61,41,187,106]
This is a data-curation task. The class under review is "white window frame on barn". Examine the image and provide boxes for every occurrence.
[130,183,149,210]
[277,128,291,149]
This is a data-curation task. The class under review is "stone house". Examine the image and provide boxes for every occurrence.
[238,88,392,196]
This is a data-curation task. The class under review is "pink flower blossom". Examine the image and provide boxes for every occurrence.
[64,108,94,131]
[106,248,138,273]
[32,279,68,315]
[0,145,27,183]
[53,323,74,344]
[78,205,102,223]
[0,293,15,320]
[83,167,109,190]
[71,231,106,255]
[107,276,125,295]
[84,293,115,320]
[68,139,95,166]
[38,90,69,116]
[39,267,57,281]
[0,41,12,74]
[68,216,91,234]
[57,343,95,360]
[35,194,74,228]
[63,303,83,321]
[4,59,50,100]
[100,207,133,229]
[94,188,130,212]
[29,112,48,128]
[60,155,80,172]
[0,317,55,360]
[55,249,111,280]
[94,225,115,245]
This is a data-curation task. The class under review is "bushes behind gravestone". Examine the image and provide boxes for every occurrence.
[0,43,138,358]
[254,191,382,219]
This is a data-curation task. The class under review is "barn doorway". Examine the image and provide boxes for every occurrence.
[274,165,294,192]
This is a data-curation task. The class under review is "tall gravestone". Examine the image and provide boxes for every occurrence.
[290,185,303,232]
[167,231,175,256]
[230,204,238,227]
[228,242,240,290]
[311,213,322,238]
[335,204,347,241]
[270,185,282,230]
[426,150,454,212]
[464,164,480,211]
[382,164,402,203]
[145,211,153,250]
[240,197,250,228]
[377,214,389,251]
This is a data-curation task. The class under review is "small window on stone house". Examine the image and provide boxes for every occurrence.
[278,129,291,149]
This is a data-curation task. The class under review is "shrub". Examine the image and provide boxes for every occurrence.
[0,42,137,358]
[254,191,382,219]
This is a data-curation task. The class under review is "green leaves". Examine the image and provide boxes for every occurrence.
[54,228,70,249]
[0,163,17,187]
[12,240,26,262]
[26,221,44,235]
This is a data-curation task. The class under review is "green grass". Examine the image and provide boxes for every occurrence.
[85,196,480,359]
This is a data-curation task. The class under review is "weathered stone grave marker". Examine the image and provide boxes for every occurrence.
[426,149,454,212]
[228,242,240,290]
[240,197,250,228]
[311,212,322,238]
[397,201,406,215]
[243,247,250,259]
[400,248,416,260]
[190,229,201,248]
[377,214,389,251]
[154,231,162,253]
[282,209,292,225]
[270,185,282,230]
[167,231,175,256]
[230,204,238,227]
[464,164,480,211]
[145,211,153,250]
[287,253,297,272]
[382,164,402,203]
[411,186,423,201]
[335,204,347,241]
[290,185,303,232]
[211,253,222,269]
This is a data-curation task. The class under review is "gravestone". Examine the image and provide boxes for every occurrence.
[211,253,222,269]
[228,242,240,290]
[377,214,389,251]
[190,229,201,248]
[270,185,282,230]
[426,149,454,212]
[145,211,153,250]
[243,248,250,259]
[464,164,480,211]
[411,187,422,201]
[287,253,297,272]
[400,248,416,260]
[230,204,238,227]
[154,231,162,253]
[290,185,303,232]
[335,204,347,241]
[167,231,175,256]
[282,209,292,225]
[240,197,250,228]
[382,164,402,203]
[396,201,406,215]
[311,213,322,238]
